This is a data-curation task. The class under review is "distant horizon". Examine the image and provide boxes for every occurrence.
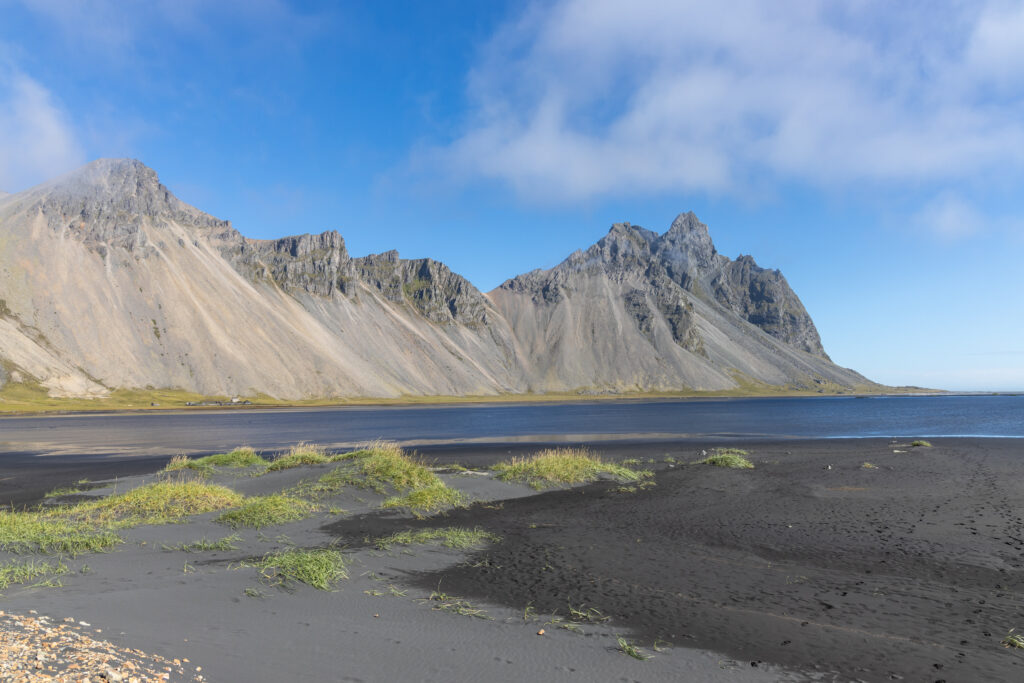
[2,2,1022,392]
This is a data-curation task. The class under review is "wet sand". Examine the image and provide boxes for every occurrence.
[2,437,1023,681]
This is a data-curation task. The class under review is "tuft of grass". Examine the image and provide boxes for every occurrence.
[328,441,437,492]
[568,604,610,624]
[173,534,243,552]
[252,548,347,591]
[288,467,357,499]
[616,636,650,660]
[45,485,90,498]
[266,443,330,471]
[163,454,199,473]
[911,440,933,448]
[862,462,878,469]
[287,442,466,517]
[696,450,755,469]
[0,558,70,589]
[420,591,491,619]
[168,447,267,474]
[382,483,467,518]
[197,447,264,467]
[216,495,314,529]
[0,511,122,555]
[3,480,243,556]
[711,447,749,456]
[1003,629,1024,649]
[64,481,243,527]
[373,527,499,551]
[494,448,645,489]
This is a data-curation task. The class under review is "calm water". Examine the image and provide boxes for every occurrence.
[0,395,1021,457]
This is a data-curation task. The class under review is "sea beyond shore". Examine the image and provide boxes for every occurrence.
[1,436,1023,681]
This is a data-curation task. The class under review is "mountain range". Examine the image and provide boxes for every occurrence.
[0,159,871,399]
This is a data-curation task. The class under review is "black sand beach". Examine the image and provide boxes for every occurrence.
[2,437,1023,681]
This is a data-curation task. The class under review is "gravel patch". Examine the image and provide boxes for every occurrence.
[0,611,203,682]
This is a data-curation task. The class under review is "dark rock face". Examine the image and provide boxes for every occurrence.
[655,290,706,356]
[348,253,491,326]
[226,231,350,298]
[499,211,826,359]
[223,232,491,327]
[711,255,828,358]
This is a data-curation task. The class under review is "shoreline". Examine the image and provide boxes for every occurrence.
[0,385,947,417]
[1,437,1023,680]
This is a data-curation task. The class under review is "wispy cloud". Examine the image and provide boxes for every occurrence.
[913,194,984,241]
[426,0,1024,203]
[0,62,84,191]
[0,0,330,190]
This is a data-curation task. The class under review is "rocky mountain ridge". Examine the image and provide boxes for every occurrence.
[0,159,872,399]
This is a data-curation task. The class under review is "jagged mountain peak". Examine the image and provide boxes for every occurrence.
[666,210,706,235]
[0,160,867,399]
[34,158,161,201]
[16,158,222,226]
[3,159,232,256]
[656,211,720,273]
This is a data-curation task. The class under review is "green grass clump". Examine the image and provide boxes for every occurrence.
[280,442,465,517]
[198,447,265,467]
[266,443,330,471]
[382,483,467,518]
[45,485,89,498]
[616,636,650,660]
[253,548,347,590]
[711,447,749,456]
[289,467,356,499]
[0,512,121,555]
[493,448,645,489]
[0,558,70,590]
[290,442,466,516]
[696,449,755,469]
[328,441,437,491]
[290,443,439,495]
[163,454,201,473]
[167,447,267,473]
[2,481,241,555]
[216,494,314,529]
[374,527,499,550]
[1002,628,1024,649]
[64,481,244,527]
[911,440,933,448]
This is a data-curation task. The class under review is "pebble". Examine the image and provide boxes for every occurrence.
[0,611,203,682]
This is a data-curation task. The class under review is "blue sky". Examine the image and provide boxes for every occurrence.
[1,0,1022,391]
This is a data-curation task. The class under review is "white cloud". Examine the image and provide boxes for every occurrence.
[966,1,1024,91]
[914,194,983,241]
[0,63,84,191]
[430,0,1024,202]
